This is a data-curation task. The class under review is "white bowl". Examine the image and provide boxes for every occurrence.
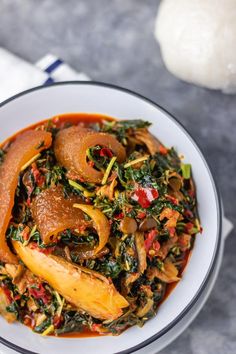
[0,82,222,354]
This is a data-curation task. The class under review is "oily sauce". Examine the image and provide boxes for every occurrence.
[57,330,102,338]
[0,112,114,149]
[1,113,192,338]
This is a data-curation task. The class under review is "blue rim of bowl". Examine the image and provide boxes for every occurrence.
[0,81,222,354]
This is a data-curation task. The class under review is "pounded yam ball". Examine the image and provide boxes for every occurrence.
[155,0,236,93]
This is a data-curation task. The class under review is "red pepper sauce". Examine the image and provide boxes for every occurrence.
[0,112,114,148]
[1,113,192,338]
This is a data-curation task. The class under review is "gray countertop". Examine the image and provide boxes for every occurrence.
[1,1,236,353]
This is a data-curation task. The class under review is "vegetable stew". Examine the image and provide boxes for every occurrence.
[0,113,201,336]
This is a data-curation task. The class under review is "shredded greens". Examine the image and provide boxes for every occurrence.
[0,117,201,337]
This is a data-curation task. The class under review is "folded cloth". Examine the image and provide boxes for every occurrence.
[35,53,90,83]
[0,48,48,102]
[0,48,89,103]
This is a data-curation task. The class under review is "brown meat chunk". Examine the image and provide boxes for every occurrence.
[31,185,87,244]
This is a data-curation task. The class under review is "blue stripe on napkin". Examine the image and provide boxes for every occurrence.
[44,77,55,85]
[44,58,63,74]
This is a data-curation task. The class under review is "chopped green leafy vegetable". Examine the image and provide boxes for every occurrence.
[181,163,191,179]
[0,116,200,337]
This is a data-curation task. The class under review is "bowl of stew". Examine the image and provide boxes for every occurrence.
[0,82,222,354]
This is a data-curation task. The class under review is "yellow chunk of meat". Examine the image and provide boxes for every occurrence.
[31,185,87,244]
[13,241,129,321]
[0,130,52,264]
[54,126,126,183]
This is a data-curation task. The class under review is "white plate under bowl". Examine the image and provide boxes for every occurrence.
[0,82,222,354]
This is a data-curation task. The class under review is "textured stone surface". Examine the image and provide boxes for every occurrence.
[0,1,236,353]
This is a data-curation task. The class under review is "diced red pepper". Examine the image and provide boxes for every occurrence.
[159,145,168,155]
[21,226,30,241]
[29,243,55,255]
[168,227,176,237]
[185,222,194,233]
[152,240,160,252]
[151,189,159,199]
[165,194,179,205]
[144,229,158,252]
[28,283,51,305]
[40,246,56,255]
[99,148,113,158]
[137,211,146,219]
[132,187,159,209]
[14,294,21,301]
[135,189,151,208]
[188,188,195,198]
[31,163,45,187]
[115,212,124,220]
[1,284,12,303]
[91,323,102,332]
[53,314,62,328]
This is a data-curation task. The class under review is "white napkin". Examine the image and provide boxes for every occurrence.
[0,48,233,354]
[0,49,90,103]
